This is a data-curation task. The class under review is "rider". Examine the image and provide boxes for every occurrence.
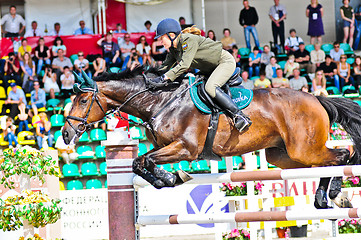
[149,18,252,132]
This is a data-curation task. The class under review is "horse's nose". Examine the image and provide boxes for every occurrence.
[63,130,70,145]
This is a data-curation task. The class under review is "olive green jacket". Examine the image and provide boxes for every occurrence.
[160,33,223,81]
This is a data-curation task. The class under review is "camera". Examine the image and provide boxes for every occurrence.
[132,52,137,57]
[9,57,14,61]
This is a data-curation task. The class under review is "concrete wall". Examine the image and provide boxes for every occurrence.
[192,0,337,47]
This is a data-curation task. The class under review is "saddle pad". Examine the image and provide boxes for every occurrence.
[189,76,253,114]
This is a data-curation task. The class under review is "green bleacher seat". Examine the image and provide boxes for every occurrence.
[64,98,72,106]
[99,162,107,175]
[346,57,355,65]
[77,145,95,159]
[129,126,144,140]
[173,161,192,172]
[232,156,244,169]
[158,164,173,172]
[67,180,83,190]
[46,98,61,111]
[105,180,107,188]
[86,179,103,189]
[81,162,98,176]
[342,85,356,94]
[95,145,106,159]
[62,163,80,177]
[218,158,227,171]
[110,67,120,73]
[354,100,361,106]
[50,114,65,127]
[238,47,251,59]
[149,144,154,150]
[250,76,259,80]
[340,43,353,55]
[54,130,62,142]
[278,60,287,70]
[326,86,340,95]
[78,131,90,142]
[191,160,210,172]
[321,43,333,54]
[90,128,107,141]
[138,143,148,156]
[70,54,78,64]
[305,44,315,53]
[128,115,143,124]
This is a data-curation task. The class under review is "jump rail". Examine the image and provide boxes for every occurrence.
[133,165,361,187]
[138,208,361,225]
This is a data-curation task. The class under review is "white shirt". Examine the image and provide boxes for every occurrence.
[284,36,303,51]
[48,29,64,36]
[74,58,89,69]
[136,44,151,55]
[24,27,43,37]
[0,13,25,33]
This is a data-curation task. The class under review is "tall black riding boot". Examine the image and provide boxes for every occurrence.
[214,87,252,132]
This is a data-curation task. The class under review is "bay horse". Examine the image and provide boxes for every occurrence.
[62,68,361,209]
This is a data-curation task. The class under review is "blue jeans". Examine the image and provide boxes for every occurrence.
[248,65,260,78]
[104,57,122,67]
[331,75,341,92]
[37,59,51,75]
[244,26,260,50]
[354,20,361,50]
[5,132,18,147]
[340,76,355,90]
[37,133,54,149]
[19,120,29,132]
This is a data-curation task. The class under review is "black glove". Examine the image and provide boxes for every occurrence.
[148,75,168,88]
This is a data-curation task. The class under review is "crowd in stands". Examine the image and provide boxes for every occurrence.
[0,1,360,155]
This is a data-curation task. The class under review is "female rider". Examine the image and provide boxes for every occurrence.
[149,18,251,132]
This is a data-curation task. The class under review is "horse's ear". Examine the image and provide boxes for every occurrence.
[81,69,94,87]
[73,71,84,84]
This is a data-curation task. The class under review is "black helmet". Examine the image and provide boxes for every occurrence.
[155,18,182,39]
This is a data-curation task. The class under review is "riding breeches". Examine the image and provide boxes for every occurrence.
[205,49,236,98]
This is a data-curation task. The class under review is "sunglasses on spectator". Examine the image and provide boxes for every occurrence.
[78,54,84,57]
[125,36,130,38]
[317,73,323,75]
[341,57,347,59]
[334,46,340,48]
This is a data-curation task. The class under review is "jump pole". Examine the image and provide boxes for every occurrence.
[133,165,361,187]
[138,208,361,226]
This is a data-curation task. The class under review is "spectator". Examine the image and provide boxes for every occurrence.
[52,49,73,81]
[312,69,328,96]
[260,45,275,67]
[97,31,122,67]
[51,37,67,57]
[119,33,135,60]
[240,71,254,89]
[248,46,261,77]
[0,5,25,38]
[265,56,280,79]
[340,0,355,48]
[18,38,32,61]
[239,0,260,50]
[143,20,154,32]
[353,56,361,90]
[254,71,272,89]
[152,38,167,66]
[354,4,361,50]
[269,0,287,52]
[24,20,43,37]
[206,30,216,41]
[221,28,236,50]
[74,51,91,78]
[49,22,63,36]
[60,66,75,98]
[1,83,26,119]
[74,20,94,35]
[35,37,51,75]
[114,23,127,33]
[17,102,29,132]
[55,133,78,164]
[30,81,46,117]
[2,117,18,148]
[126,48,142,71]
[20,52,37,93]
[284,55,299,78]
[294,42,313,73]
[93,55,106,77]
[179,17,192,30]
[306,0,324,45]
[3,52,21,89]
[310,43,325,69]
[284,29,303,54]
[136,35,152,66]
[36,112,53,149]
[231,45,241,68]
[337,54,354,89]
[330,42,344,63]
[289,68,308,91]
[42,66,60,99]
[272,68,289,88]
[318,55,339,91]
[63,94,75,118]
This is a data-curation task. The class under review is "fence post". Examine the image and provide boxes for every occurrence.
[103,131,139,240]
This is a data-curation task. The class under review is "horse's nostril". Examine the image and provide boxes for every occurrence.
[64,131,69,138]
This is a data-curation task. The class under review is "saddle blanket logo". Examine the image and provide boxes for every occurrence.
[182,42,188,50]
[233,92,249,104]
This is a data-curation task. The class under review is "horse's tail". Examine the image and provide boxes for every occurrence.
[316,96,361,165]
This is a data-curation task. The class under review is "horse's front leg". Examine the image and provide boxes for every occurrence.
[132,155,167,189]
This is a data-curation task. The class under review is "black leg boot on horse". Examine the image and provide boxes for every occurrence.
[214,87,252,132]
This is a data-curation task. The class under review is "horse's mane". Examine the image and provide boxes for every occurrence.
[93,66,163,82]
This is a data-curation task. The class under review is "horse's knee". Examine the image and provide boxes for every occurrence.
[132,157,144,174]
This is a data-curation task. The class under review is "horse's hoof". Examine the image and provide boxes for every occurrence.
[153,179,165,189]
[331,192,353,208]
[314,188,329,209]
[163,172,177,187]
[175,170,193,185]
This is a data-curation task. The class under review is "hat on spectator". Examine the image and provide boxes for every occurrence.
[10,83,16,87]
[299,42,305,45]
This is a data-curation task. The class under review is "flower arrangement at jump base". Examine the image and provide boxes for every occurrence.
[342,176,361,188]
[220,181,264,196]
[338,219,361,234]
[329,123,350,140]
[223,228,250,240]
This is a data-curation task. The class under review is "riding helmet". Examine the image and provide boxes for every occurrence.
[155,18,182,39]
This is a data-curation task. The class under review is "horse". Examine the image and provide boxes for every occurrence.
[62,68,361,209]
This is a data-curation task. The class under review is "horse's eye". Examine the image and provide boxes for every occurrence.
[81,99,87,104]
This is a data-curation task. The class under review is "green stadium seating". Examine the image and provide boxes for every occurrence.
[218,158,227,171]
[138,143,148,156]
[232,156,244,169]
[86,179,103,189]
[305,44,315,53]
[346,57,355,65]
[70,54,78,64]
[321,43,333,54]
[78,131,90,142]
[158,164,173,172]
[128,115,143,124]
[62,163,80,177]
[50,114,65,127]
[67,180,83,190]
[99,162,107,175]
[238,47,251,59]
[340,43,353,55]
[278,60,287,70]
[129,126,144,140]
[90,128,107,141]
[191,160,210,172]
[105,180,107,188]
[95,145,106,159]
[77,145,95,159]
[173,161,192,172]
[326,86,340,95]
[54,130,62,142]
[46,99,61,111]
[110,67,120,73]
[81,162,98,176]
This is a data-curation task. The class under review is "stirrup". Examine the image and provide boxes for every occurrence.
[234,114,252,132]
